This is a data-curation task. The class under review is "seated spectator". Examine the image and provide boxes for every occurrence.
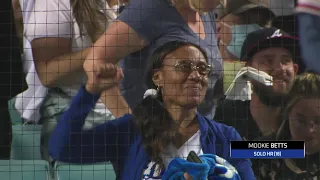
[215,0,276,61]
[0,0,26,159]
[257,72,320,179]
[215,28,303,141]
[215,27,305,178]
[296,0,320,74]
[49,41,255,179]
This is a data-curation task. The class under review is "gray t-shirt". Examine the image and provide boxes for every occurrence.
[117,0,222,119]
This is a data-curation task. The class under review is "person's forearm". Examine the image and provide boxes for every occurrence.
[88,20,145,64]
[89,35,137,65]
[100,86,132,118]
[37,47,91,87]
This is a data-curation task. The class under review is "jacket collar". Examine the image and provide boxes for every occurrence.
[196,112,215,153]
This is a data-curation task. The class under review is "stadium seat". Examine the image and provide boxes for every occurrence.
[8,98,23,125]
[11,125,42,160]
[0,160,51,180]
[55,162,116,180]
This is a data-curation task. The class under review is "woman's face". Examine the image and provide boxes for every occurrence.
[153,45,210,108]
[288,98,320,155]
[188,0,219,12]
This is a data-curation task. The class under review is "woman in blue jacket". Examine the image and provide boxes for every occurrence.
[49,41,255,180]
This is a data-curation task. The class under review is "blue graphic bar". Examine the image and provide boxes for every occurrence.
[231,149,305,159]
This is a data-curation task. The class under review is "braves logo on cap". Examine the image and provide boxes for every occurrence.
[269,29,283,39]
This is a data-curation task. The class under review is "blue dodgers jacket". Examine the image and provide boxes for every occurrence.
[49,86,255,180]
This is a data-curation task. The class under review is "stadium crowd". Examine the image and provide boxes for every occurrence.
[1,0,320,179]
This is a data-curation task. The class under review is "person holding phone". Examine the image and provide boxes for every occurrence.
[49,41,254,179]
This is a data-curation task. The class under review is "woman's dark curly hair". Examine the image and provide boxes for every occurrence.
[132,41,208,169]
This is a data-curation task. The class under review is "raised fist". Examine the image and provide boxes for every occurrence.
[84,59,123,94]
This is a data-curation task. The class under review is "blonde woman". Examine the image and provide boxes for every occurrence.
[86,0,223,120]
[18,0,127,161]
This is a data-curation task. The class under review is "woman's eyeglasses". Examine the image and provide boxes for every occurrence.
[163,61,212,75]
